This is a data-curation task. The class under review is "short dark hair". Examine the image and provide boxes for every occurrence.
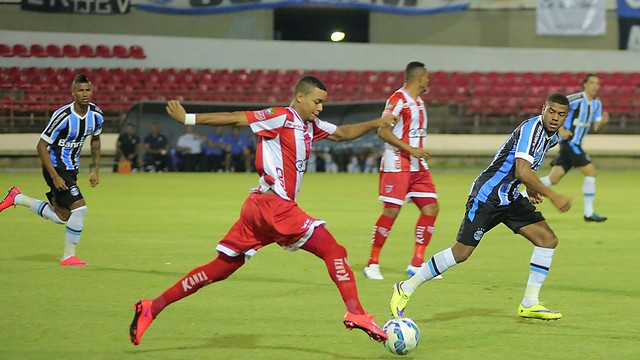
[547,92,569,106]
[294,76,327,95]
[72,74,91,85]
[405,61,426,81]
[582,73,598,85]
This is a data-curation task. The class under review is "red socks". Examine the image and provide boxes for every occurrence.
[302,226,365,315]
[411,214,436,267]
[151,253,244,317]
[368,214,395,265]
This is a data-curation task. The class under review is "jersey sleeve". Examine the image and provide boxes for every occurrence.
[245,107,287,139]
[514,119,543,164]
[93,111,104,136]
[312,118,337,141]
[40,110,69,144]
[594,99,603,122]
[382,93,405,117]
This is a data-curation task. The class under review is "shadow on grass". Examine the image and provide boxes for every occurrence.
[12,253,59,263]
[413,307,508,323]
[124,333,383,359]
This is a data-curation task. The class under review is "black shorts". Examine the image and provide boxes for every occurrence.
[455,195,545,246]
[42,167,83,208]
[550,142,591,172]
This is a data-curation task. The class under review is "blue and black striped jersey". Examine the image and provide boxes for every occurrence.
[40,102,104,170]
[469,115,558,207]
[563,91,602,147]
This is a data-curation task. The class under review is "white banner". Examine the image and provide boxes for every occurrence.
[536,0,606,35]
[134,0,470,15]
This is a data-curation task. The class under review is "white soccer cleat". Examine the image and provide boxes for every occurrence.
[406,264,442,279]
[363,264,384,280]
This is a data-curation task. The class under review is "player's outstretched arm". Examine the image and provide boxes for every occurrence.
[515,158,571,212]
[166,100,249,127]
[328,115,394,142]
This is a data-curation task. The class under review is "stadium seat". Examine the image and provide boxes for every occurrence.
[12,44,29,57]
[79,44,96,58]
[62,44,80,58]
[96,44,113,58]
[0,44,13,57]
[129,45,147,59]
[46,44,63,58]
[30,44,47,58]
[113,45,130,58]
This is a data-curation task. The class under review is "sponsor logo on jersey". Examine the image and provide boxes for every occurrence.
[284,120,306,130]
[334,258,351,281]
[57,139,84,148]
[181,270,210,292]
[254,110,267,121]
[295,159,307,172]
[408,128,427,138]
[385,184,394,193]
[572,118,591,128]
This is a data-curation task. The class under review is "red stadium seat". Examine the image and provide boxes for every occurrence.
[12,44,29,57]
[96,44,112,58]
[129,45,147,59]
[0,44,14,57]
[30,44,47,57]
[79,44,96,58]
[113,45,129,58]
[62,44,80,58]
[46,44,63,58]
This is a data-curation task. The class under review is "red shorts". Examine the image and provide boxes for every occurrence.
[217,193,325,258]
[379,170,438,206]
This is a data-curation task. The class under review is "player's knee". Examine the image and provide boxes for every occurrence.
[452,243,474,263]
[541,234,558,249]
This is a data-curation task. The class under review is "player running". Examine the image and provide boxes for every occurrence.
[0,74,102,266]
[129,76,391,346]
[390,93,572,321]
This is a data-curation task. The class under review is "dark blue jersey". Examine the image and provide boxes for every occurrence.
[40,102,104,170]
[563,91,602,148]
[469,115,558,207]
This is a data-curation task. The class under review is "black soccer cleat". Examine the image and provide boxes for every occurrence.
[584,213,607,222]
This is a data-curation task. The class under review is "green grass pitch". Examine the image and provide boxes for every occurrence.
[0,169,638,359]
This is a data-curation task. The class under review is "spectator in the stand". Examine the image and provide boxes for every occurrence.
[143,123,171,172]
[114,124,141,173]
[323,149,338,173]
[175,125,205,172]
[204,127,229,172]
[224,127,252,172]
[315,150,326,172]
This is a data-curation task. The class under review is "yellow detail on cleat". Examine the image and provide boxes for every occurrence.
[389,282,412,318]
[518,302,562,320]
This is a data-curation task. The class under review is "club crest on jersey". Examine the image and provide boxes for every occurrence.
[473,228,485,241]
[385,184,394,193]
[69,186,80,196]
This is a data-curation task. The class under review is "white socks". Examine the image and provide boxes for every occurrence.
[583,176,596,217]
[522,246,555,307]
[403,247,457,293]
[64,206,87,259]
[540,176,552,187]
[15,194,65,225]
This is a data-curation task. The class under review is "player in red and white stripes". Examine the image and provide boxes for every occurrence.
[129,76,393,346]
[363,62,441,281]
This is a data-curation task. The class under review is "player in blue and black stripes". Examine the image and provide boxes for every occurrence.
[390,93,572,321]
[0,74,103,266]
[539,74,608,222]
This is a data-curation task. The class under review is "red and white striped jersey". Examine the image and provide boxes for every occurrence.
[380,88,429,173]
[245,107,337,201]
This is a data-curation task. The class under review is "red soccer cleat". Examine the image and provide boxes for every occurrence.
[130,300,155,345]
[343,311,388,343]
[0,187,20,213]
[60,255,89,267]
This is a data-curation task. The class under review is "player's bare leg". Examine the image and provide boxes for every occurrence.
[580,163,606,222]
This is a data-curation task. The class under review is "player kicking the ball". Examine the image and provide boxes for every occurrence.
[130,76,391,346]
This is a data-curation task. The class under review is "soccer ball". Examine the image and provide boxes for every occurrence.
[383,317,421,356]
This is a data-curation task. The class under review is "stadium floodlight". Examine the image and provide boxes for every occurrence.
[330,31,346,42]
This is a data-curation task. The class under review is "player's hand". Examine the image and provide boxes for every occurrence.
[53,175,68,191]
[549,193,572,213]
[166,100,186,123]
[526,188,544,204]
[379,115,397,128]
[410,147,431,160]
[89,171,99,187]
